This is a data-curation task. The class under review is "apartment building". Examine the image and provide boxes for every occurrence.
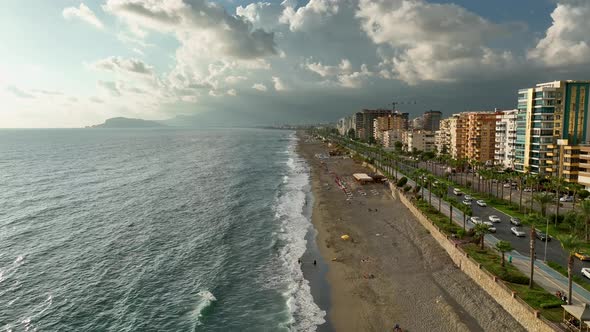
[372,111,409,144]
[404,130,436,153]
[515,81,590,181]
[494,110,518,169]
[354,109,392,141]
[435,116,455,155]
[456,112,497,162]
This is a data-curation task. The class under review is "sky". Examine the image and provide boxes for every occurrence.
[2,0,590,128]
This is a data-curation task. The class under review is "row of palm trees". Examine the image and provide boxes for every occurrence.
[323,131,590,304]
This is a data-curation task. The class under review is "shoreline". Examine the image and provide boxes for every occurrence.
[297,132,524,331]
[299,136,334,332]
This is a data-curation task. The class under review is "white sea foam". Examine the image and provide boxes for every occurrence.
[275,133,326,331]
[192,290,217,325]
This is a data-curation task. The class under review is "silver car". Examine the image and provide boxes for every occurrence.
[511,227,526,237]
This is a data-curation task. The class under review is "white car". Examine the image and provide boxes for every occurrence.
[470,216,482,224]
[511,227,526,237]
[462,199,472,205]
[476,200,487,207]
[503,183,511,188]
[560,196,574,202]
[464,195,473,200]
[488,215,501,223]
[453,188,462,195]
[483,221,497,232]
[582,268,590,279]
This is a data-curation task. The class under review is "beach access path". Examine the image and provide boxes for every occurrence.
[298,135,524,332]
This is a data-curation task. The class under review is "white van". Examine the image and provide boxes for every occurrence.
[453,188,462,195]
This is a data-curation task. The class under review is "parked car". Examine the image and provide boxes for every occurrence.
[488,215,501,223]
[560,196,574,202]
[453,188,462,195]
[470,216,482,224]
[464,195,473,200]
[510,217,521,226]
[503,183,511,188]
[511,227,526,237]
[476,200,487,207]
[576,252,590,261]
[582,268,590,279]
[535,231,551,241]
[462,199,472,205]
[483,221,497,232]
[524,188,533,192]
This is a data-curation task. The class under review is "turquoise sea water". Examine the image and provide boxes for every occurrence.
[0,128,325,331]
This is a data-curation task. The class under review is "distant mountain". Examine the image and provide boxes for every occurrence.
[88,117,167,128]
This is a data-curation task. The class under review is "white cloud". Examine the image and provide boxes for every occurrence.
[227,89,237,96]
[528,0,590,66]
[272,76,288,91]
[98,80,121,97]
[6,86,35,99]
[236,2,283,31]
[63,3,104,29]
[280,0,341,31]
[252,83,268,91]
[306,59,352,77]
[91,56,154,76]
[356,0,514,84]
[305,59,372,88]
[103,0,277,59]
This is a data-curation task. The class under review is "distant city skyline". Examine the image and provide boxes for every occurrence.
[2,0,590,127]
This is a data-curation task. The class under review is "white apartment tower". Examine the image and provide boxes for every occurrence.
[494,110,518,169]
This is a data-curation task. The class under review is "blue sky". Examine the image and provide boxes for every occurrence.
[2,0,590,127]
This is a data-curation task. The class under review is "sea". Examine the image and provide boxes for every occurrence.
[0,128,327,331]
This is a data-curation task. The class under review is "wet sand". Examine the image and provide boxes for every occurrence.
[298,134,524,332]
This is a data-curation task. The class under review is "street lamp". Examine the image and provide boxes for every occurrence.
[544,138,568,262]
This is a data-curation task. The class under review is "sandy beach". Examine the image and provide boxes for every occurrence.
[298,133,524,332]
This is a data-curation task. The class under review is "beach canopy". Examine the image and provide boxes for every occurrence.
[341,235,350,240]
[563,304,590,321]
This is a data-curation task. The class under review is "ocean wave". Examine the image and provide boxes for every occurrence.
[274,134,326,331]
[192,290,217,326]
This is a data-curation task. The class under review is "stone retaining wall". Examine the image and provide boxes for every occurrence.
[395,188,559,331]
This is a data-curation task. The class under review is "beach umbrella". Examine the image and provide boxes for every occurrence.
[341,234,350,240]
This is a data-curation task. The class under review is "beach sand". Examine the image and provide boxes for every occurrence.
[298,134,524,332]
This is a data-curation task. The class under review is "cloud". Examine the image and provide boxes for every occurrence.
[305,59,372,88]
[227,89,237,96]
[252,83,268,91]
[6,86,35,99]
[103,0,277,59]
[356,0,515,84]
[280,0,341,32]
[63,3,104,29]
[272,76,288,91]
[236,2,283,31]
[528,0,590,66]
[91,56,154,76]
[97,80,121,96]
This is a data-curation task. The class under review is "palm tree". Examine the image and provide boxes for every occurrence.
[552,177,566,223]
[578,200,590,242]
[557,234,582,305]
[427,174,436,205]
[461,205,472,230]
[570,183,584,208]
[495,241,513,267]
[473,223,490,249]
[527,174,540,213]
[434,182,448,212]
[533,192,553,217]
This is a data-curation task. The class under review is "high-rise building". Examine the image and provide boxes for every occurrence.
[449,114,461,159]
[423,110,442,131]
[373,112,409,144]
[515,80,590,179]
[435,116,456,155]
[457,112,497,162]
[494,110,518,169]
[354,109,392,141]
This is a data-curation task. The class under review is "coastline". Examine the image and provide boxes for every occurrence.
[297,131,525,331]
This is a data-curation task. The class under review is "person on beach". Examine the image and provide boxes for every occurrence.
[313,260,317,265]
[393,323,402,332]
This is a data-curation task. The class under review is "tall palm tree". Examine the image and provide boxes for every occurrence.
[552,177,566,226]
[427,174,436,205]
[461,205,472,230]
[473,223,491,250]
[448,197,458,224]
[533,192,553,217]
[527,174,540,213]
[557,234,582,305]
[570,183,584,208]
[496,240,513,267]
[578,200,590,242]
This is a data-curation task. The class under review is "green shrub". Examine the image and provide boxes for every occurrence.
[396,177,408,187]
[403,185,412,192]
[540,301,564,309]
[456,229,466,238]
[500,273,529,285]
[414,185,421,193]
